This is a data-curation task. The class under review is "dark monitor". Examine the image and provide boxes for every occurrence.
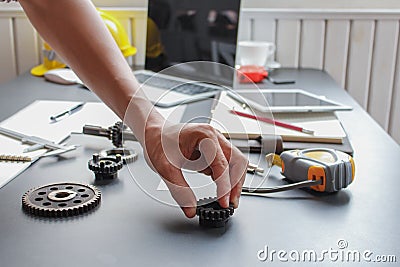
[145,0,241,85]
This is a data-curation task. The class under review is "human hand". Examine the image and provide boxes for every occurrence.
[143,122,248,218]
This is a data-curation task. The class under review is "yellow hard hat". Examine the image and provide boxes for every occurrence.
[146,18,163,58]
[31,42,66,77]
[31,9,137,76]
[98,9,137,57]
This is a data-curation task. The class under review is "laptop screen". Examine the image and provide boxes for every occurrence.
[145,0,241,85]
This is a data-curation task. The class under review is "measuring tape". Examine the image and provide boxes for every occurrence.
[242,148,355,194]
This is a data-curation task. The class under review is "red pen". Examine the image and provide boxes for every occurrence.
[230,110,314,135]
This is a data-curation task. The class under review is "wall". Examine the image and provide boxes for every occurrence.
[243,0,400,9]
[239,9,400,144]
[0,1,399,144]
[91,0,400,9]
[4,0,399,9]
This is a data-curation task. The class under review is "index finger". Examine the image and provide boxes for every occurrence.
[217,134,248,208]
[161,166,197,218]
[198,137,231,208]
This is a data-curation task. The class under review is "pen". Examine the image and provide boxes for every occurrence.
[230,109,314,135]
[50,102,85,122]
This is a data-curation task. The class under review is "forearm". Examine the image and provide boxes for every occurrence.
[18,0,164,143]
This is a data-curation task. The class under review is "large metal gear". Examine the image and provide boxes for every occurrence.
[88,153,123,180]
[22,182,101,218]
[196,197,235,228]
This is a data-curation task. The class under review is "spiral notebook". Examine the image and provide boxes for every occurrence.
[210,92,347,144]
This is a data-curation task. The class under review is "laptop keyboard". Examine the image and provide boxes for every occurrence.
[135,73,220,96]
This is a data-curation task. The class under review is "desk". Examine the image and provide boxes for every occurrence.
[0,69,399,266]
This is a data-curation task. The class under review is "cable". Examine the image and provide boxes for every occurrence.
[242,179,322,194]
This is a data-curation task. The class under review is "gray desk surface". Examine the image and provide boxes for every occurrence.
[0,69,399,266]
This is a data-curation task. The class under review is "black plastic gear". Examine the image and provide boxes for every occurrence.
[99,148,138,164]
[88,153,123,180]
[196,197,234,228]
[109,121,125,147]
[22,182,101,218]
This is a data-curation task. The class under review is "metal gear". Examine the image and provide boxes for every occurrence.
[109,121,125,147]
[88,153,123,180]
[22,182,101,218]
[196,197,234,228]
[83,121,138,148]
[99,148,138,164]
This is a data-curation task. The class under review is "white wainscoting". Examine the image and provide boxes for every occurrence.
[239,9,400,144]
[0,7,147,79]
[0,7,399,144]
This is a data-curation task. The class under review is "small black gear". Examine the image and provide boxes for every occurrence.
[99,148,138,164]
[83,121,137,148]
[22,182,101,218]
[88,153,123,180]
[109,121,125,147]
[196,197,234,228]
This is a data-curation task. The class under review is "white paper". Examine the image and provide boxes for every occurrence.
[0,100,119,189]
[0,135,46,188]
[1,101,120,143]
[0,100,186,189]
[210,92,346,143]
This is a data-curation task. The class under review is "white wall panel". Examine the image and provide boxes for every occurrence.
[346,20,375,108]
[276,20,301,67]
[367,20,399,130]
[237,16,252,41]
[324,20,350,88]
[131,15,147,66]
[14,17,39,75]
[0,18,16,83]
[388,33,400,143]
[253,18,276,43]
[299,20,325,69]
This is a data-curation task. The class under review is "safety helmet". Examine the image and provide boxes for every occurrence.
[30,42,67,76]
[31,9,137,77]
[146,18,163,58]
[98,9,137,57]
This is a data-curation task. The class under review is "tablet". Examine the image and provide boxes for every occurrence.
[227,89,352,113]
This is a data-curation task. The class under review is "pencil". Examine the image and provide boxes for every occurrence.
[230,110,314,135]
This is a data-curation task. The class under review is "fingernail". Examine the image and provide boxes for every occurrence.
[222,195,230,208]
[232,196,239,209]
[182,207,196,218]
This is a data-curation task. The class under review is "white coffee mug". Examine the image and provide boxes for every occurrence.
[238,41,276,66]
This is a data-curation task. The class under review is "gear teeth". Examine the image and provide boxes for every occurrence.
[196,197,235,228]
[21,183,101,218]
[109,121,125,148]
[88,154,123,180]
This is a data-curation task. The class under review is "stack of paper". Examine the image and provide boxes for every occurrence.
[210,92,347,144]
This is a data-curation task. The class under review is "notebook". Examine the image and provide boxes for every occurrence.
[134,0,241,107]
[210,92,347,144]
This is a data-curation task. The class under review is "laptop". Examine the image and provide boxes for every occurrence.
[135,0,241,107]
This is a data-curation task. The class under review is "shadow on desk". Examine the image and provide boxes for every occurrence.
[161,218,232,237]
[242,189,352,207]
